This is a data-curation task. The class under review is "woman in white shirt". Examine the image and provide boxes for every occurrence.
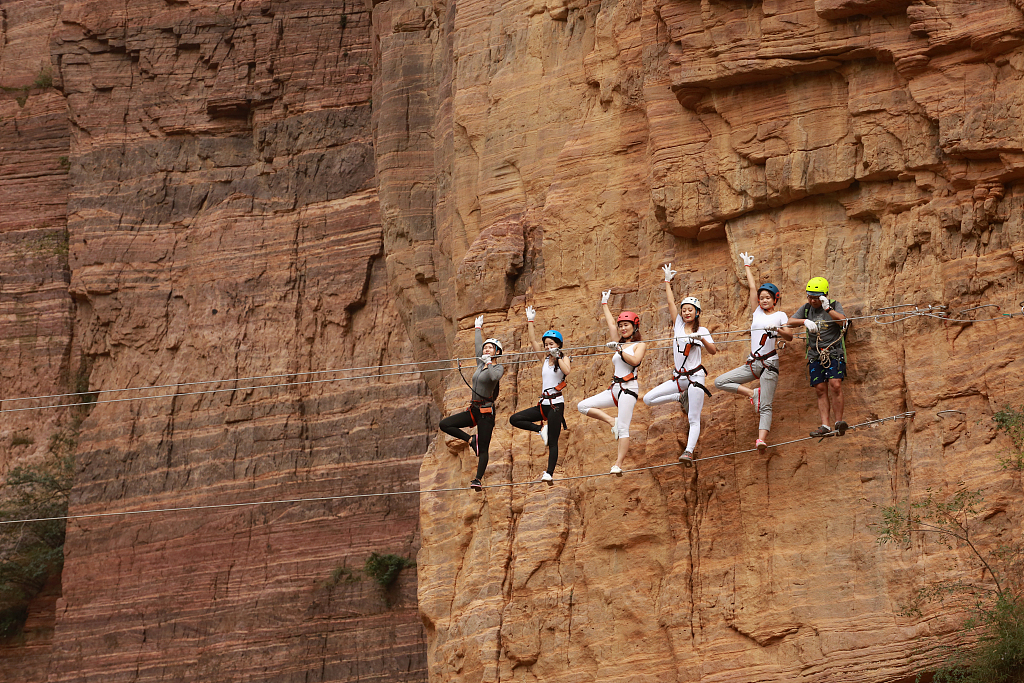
[509,306,571,483]
[577,291,648,475]
[713,252,793,453]
[643,264,718,466]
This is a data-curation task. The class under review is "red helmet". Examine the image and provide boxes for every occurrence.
[616,311,640,326]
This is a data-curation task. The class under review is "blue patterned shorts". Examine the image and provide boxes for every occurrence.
[808,354,846,386]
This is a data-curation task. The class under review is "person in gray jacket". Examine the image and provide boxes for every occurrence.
[439,315,504,491]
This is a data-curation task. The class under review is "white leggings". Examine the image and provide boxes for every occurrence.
[642,373,706,453]
[578,385,638,438]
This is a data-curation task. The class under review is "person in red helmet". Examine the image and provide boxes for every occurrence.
[713,251,792,454]
[577,290,648,475]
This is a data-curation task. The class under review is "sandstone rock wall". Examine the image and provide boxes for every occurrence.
[2,1,436,681]
[370,0,1024,679]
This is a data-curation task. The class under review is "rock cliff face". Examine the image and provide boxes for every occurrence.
[370,0,1024,679]
[2,1,435,682]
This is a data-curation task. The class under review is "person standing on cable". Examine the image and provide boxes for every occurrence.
[439,315,504,491]
[643,264,718,466]
[577,290,648,475]
[509,306,571,484]
[713,251,793,454]
[784,277,849,437]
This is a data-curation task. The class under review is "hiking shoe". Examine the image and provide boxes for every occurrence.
[678,451,694,467]
[610,465,623,476]
[541,472,554,484]
[469,435,478,456]
[678,391,689,413]
[469,479,482,491]
[810,425,832,438]
[539,423,549,445]
[611,424,619,439]
[834,420,849,436]
[750,388,761,414]
[755,439,768,454]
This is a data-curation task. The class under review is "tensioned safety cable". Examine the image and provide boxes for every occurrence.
[0,413,915,526]
[0,302,1004,413]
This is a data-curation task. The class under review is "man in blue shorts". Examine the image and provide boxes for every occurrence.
[785,277,849,437]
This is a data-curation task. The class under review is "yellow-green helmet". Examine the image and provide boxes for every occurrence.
[806,277,829,296]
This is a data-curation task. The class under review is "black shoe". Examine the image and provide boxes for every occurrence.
[810,425,833,438]
[834,420,849,436]
[469,435,478,456]
[469,479,482,491]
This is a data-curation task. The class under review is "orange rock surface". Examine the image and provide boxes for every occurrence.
[370,0,1024,680]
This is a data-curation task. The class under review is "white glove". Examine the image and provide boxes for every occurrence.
[662,264,677,282]
[764,326,778,334]
[601,290,612,305]
[688,335,704,347]
[803,319,819,334]
[606,341,622,351]
[525,305,536,322]
[740,252,754,267]
[474,315,484,329]
[548,348,562,359]
[480,353,492,364]
[818,295,830,311]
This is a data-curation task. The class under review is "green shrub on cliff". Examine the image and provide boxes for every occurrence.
[0,434,75,637]
[878,482,1024,683]
[364,552,415,590]
[993,404,1024,471]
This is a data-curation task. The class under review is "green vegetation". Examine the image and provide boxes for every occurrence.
[0,431,76,637]
[33,67,53,90]
[323,565,360,591]
[993,405,1024,471]
[58,156,70,171]
[878,484,1024,683]
[364,552,415,590]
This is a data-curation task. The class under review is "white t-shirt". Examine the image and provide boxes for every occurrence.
[540,357,566,404]
[750,308,788,358]
[612,343,641,389]
[672,317,713,373]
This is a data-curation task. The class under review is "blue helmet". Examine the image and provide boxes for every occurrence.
[757,283,780,301]
[542,329,564,347]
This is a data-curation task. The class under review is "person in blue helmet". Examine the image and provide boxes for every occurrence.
[713,251,792,454]
[643,264,718,466]
[509,306,572,483]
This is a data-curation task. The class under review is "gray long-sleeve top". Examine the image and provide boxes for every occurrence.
[471,328,504,405]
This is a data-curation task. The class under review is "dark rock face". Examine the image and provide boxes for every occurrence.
[2,1,434,681]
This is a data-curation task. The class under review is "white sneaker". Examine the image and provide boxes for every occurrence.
[539,423,549,445]
[541,471,554,484]
[611,424,619,439]
[750,388,761,415]
[610,465,623,475]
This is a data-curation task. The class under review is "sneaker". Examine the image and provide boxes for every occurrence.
[678,391,689,413]
[539,423,549,445]
[611,424,620,440]
[750,388,761,414]
[678,451,694,467]
[610,465,623,476]
[810,425,832,438]
[469,479,482,491]
[469,435,478,456]
[834,420,849,436]
[541,471,554,484]
[755,439,767,454]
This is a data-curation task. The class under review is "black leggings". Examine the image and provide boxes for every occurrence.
[439,407,494,481]
[509,403,564,475]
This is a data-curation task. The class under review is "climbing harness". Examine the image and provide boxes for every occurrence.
[673,333,711,397]
[538,359,568,428]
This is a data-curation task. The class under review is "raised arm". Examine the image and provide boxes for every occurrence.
[525,306,542,354]
[739,251,758,311]
[601,290,618,339]
[661,263,678,325]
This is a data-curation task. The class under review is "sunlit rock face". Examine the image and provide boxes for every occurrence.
[371,0,1024,679]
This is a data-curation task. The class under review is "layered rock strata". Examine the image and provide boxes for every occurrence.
[3,0,436,681]
[371,0,1024,680]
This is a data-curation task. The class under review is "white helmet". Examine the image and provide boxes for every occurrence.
[483,338,503,355]
[679,296,702,311]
